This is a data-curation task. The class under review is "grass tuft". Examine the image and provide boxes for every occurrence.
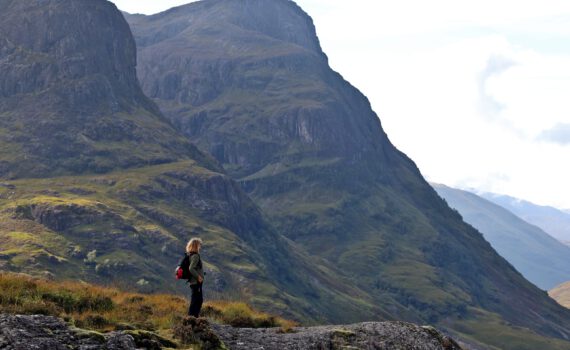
[202,300,297,329]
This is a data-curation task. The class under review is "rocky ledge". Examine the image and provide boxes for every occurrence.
[0,314,462,350]
[0,314,173,350]
[212,321,463,350]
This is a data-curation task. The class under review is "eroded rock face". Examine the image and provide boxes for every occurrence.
[0,0,215,178]
[13,201,126,232]
[0,0,141,105]
[211,321,462,350]
[129,0,389,179]
[147,170,266,236]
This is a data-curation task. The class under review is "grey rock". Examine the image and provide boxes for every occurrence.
[0,314,137,350]
[104,332,137,350]
[0,314,461,350]
[211,321,462,350]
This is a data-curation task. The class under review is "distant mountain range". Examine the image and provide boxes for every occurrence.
[1,0,570,349]
[480,193,570,246]
[432,183,570,290]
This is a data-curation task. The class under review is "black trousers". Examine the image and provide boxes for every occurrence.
[188,282,203,317]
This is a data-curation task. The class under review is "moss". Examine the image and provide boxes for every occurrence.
[331,328,356,339]
[69,327,106,343]
[8,195,100,208]
[123,329,178,348]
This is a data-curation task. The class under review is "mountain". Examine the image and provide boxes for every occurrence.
[432,183,570,290]
[0,0,386,325]
[481,193,570,246]
[0,0,216,177]
[551,281,570,309]
[127,0,570,348]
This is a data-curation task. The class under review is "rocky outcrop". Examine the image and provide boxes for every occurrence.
[0,314,138,349]
[12,201,128,233]
[143,170,266,236]
[0,314,462,350]
[213,321,462,350]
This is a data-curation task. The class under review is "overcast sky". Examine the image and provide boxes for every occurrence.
[111,0,570,209]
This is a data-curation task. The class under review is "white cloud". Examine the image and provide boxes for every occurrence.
[302,1,570,208]
[538,124,570,145]
[478,55,517,117]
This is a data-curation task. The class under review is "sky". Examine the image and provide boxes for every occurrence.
[111,0,570,209]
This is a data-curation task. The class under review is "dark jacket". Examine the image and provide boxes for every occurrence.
[186,252,204,285]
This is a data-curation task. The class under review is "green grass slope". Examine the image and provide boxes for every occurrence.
[0,159,387,324]
[433,183,570,290]
[128,0,570,347]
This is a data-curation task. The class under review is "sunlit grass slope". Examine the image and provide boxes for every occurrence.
[0,272,296,347]
[550,281,570,309]
[0,161,385,324]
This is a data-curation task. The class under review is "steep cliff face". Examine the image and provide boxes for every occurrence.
[0,0,142,107]
[128,0,390,178]
[0,0,385,324]
[128,0,570,347]
[0,0,214,178]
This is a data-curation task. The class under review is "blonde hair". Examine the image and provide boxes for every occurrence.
[186,237,203,253]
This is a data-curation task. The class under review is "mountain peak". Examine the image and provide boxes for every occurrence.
[0,0,216,178]
[219,0,325,55]
[130,0,326,58]
[0,0,148,111]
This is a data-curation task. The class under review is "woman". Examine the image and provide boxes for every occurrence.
[184,237,204,317]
